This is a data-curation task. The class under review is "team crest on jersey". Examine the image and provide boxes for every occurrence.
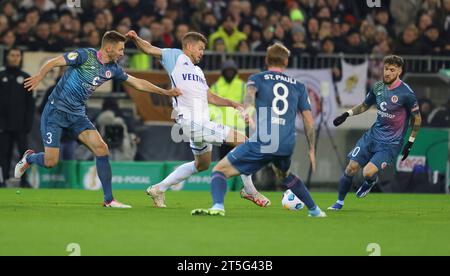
[381,162,388,169]
[391,95,399,103]
[16,76,24,84]
[67,52,78,61]
[105,70,112,78]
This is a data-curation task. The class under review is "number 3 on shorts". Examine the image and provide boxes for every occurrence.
[46,132,53,145]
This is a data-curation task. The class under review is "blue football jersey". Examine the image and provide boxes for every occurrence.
[49,48,129,115]
[247,70,311,156]
[364,81,419,145]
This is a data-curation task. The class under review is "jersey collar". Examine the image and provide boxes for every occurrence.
[96,50,105,65]
[388,79,402,90]
[268,67,284,73]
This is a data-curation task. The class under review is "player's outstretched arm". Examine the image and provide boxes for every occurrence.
[402,112,422,161]
[124,75,182,97]
[24,56,67,92]
[302,110,317,173]
[126,30,162,58]
[333,102,371,127]
[208,90,249,123]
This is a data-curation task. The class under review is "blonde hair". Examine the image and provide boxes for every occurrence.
[266,43,291,67]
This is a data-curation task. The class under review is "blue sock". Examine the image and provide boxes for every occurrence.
[211,171,227,208]
[26,153,46,167]
[96,156,113,203]
[283,173,317,210]
[338,174,354,202]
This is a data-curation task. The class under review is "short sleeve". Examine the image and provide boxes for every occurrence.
[297,83,311,112]
[405,92,420,116]
[161,48,184,75]
[364,89,376,107]
[63,49,88,67]
[114,65,129,82]
[246,74,258,92]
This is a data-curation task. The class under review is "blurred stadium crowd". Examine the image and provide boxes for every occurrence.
[0,0,449,57]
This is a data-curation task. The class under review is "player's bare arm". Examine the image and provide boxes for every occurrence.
[124,75,181,97]
[207,90,249,123]
[24,56,67,91]
[244,85,257,114]
[301,110,317,173]
[126,30,162,58]
[402,112,422,161]
[244,85,257,128]
[333,102,371,127]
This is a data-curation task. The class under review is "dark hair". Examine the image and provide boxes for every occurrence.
[267,43,291,67]
[182,32,207,48]
[6,46,21,55]
[102,31,127,46]
[383,55,404,68]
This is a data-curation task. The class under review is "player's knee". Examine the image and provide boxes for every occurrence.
[44,157,58,168]
[195,161,210,172]
[94,142,109,156]
[345,164,359,176]
[363,167,377,179]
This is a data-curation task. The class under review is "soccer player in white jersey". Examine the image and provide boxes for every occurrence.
[127,31,270,208]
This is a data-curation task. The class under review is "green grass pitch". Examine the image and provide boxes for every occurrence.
[1,189,450,256]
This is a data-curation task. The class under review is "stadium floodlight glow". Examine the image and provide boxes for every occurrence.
[67,0,81,8]
[366,0,381,8]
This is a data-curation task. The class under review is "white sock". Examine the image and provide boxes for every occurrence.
[155,161,198,191]
[241,175,258,195]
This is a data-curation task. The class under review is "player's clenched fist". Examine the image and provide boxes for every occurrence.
[125,30,138,40]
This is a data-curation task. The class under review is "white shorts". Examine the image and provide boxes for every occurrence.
[177,118,231,156]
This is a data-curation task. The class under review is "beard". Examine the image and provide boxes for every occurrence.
[383,76,397,85]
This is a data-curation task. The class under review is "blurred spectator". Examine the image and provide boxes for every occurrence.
[342,28,366,54]
[306,18,321,53]
[202,12,219,38]
[390,0,422,35]
[421,25,445,55]
[1,30,16,50]
[419,98,434,126]
[161,17,175,48]
[212,37,227,53]
[417,13,433,34]
[252,4,269,30]
[80,30,101,48]
[208,14,247,53]
[0,15,9,35]
[237,40,250,53]
[290,24,310,55]
[429,99,450,128]
[394,24,422,55]
[173,23,189,49]
[209,59,246,158]
[1,1,19,23]
[255,25,276,52]
[372,8,396,38]
[0,48,34,188]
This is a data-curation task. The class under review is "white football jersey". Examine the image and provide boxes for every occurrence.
[161,48,210,122]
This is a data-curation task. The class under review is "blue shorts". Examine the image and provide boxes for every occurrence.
[348,132,402,170]
[227,141,292,176]
[40,103,96,148]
